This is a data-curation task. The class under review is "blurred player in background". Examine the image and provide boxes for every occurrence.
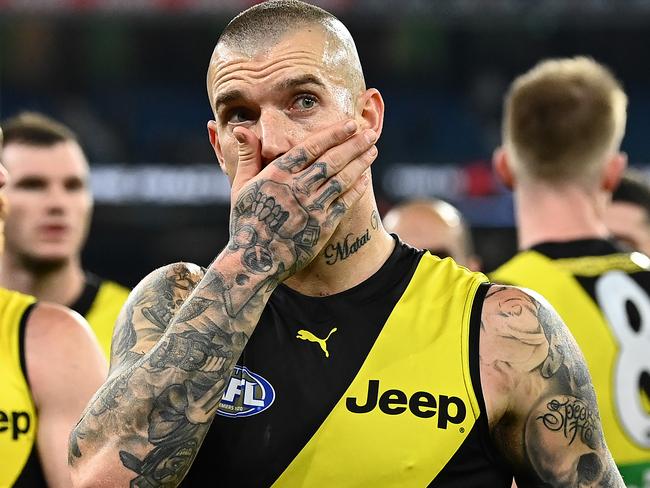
[605,170,650,257]
[383,198,481,270]
[0,112,130,360]
[491,56,650,484]
[0,125,107,487]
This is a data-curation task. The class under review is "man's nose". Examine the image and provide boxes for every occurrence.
[256,111,293,166]
[45,185,68,214]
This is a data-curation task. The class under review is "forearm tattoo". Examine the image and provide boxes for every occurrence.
[110,264,203,374]
[482,287,623,487]
[69,158,342,486]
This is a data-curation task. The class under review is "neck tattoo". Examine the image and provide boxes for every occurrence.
[324,229,371,265]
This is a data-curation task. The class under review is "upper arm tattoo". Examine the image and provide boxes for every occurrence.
[109,264,204,374]
[481,286,624,487]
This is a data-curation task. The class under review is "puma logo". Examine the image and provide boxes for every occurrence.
[296,328,337,358]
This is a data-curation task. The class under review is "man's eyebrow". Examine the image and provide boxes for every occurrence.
[215,89,246,111]
[274,74,326,92]
[14,175,47,185]
[214,75,326,111]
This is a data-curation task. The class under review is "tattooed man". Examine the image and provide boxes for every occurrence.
[492,57,650,485]
[70,3,623,487]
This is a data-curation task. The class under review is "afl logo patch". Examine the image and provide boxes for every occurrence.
[216,365,275,418]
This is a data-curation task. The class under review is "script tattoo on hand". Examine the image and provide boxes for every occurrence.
[274,148,308,172]
[294,162,327,195]
[481,287,624,487]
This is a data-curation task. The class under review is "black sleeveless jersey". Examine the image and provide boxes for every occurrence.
[183,240,511,487]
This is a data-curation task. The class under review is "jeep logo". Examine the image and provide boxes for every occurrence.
[346,380,467,429]
[0,410,31,440]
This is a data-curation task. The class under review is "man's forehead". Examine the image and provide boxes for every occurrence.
[216,25,328,59]
[211,29,328,78]
[213,51,329,86]
[3,142,88,173]
[208,26,356,106]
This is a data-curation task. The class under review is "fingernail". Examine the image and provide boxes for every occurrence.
[344,120,357,134]
[368,146,378,156]
[234,131,245,143]
[364,130,376,144]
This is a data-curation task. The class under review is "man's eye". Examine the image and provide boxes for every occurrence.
[15,179,46,190]
[294,95,318,111]
[226,108,254,124]
[65,179,85,191]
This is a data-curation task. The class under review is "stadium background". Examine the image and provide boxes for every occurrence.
[2,0,650,286]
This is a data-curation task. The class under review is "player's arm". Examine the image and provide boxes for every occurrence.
[25,302,108,488]
[107,262,207,375]
[479,286,624,487]
[68,120,377,488]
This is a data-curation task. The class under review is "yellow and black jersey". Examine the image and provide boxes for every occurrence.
[184,239,512,487]
[70,272,130,360]
[0,287,46,487]
[491,239,650,485]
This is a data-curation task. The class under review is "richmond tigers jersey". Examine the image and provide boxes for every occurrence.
[492,239,650,485]
[0,287,46,487]
[70,273,130,360]
[182,239,512,487]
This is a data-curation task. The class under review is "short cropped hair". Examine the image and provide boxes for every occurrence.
[613,171,650,221]
[503,57,627,183]
[1,111,78,148]
[219,0,333,50]
[209,0,364,109]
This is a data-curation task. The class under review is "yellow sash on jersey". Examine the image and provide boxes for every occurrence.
[492,251,650,483]
[0,288,38,488]
[273,255,487,487]
[85,280,130,360]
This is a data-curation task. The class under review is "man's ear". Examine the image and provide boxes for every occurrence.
[493,146,515,191]
[207,120,227,173]
[357,88,385,138]
[602,152,628,192]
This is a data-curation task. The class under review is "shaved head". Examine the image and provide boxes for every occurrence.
[207,0,365,111]
[384,199,480,270]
